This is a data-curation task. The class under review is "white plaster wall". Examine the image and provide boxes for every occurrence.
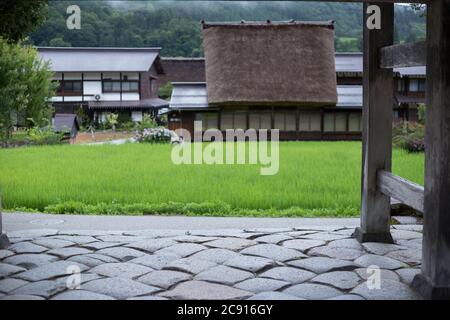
[102,93,121,101]
[121,93,140,101]
[84,81,102,95]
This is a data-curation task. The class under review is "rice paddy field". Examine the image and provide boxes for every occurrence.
[0,142,424,217]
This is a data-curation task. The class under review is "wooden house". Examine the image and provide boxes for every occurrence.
[165,21,426,141]
[38,47,170,124]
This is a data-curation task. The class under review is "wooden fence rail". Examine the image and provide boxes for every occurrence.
[380,41,427,69]
[377,170,424,213]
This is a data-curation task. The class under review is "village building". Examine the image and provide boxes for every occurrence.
[165,21,426,141]
[38,47,170,124]
[37,26,425,139]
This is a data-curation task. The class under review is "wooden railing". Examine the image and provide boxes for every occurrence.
[380,41,426,68]
[376,37,426,215]
[377,170,424,213]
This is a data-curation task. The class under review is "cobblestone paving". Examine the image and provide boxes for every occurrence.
[0,225,423,300]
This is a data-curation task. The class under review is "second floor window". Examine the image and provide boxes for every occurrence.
[56,80,82,96]
[122,81,139,92]
[409,79,426,92]
[103,81,121,92]
[103,80,139,93]
[397,79,406,92]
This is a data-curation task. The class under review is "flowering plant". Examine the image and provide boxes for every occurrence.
[135,127,172,143]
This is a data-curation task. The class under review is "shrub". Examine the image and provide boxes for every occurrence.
[105,113,119,132]
[42,200,357,217]
[26,125,64,146]
[135,127,172,143]
[120,121,137,132]
[136,114,158,131]
[117,112,132,125]
[393,121,425,152]
[158,82,173,100]
[418,103,426,124]
[405,138,425,153]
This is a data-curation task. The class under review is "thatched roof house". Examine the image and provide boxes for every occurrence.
[201,21,337,107]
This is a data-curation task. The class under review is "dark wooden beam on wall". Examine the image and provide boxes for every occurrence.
[413,0,450,300]
[380,41,426,69]
[354,2,394,243]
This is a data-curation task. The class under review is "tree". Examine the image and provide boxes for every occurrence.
[0,38,56,139]
[0,0,49,42]
[158,82,173,100]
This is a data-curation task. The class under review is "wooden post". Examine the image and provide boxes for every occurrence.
[0,197,10,249]
[412,0,450,300]
[354,2,394,243]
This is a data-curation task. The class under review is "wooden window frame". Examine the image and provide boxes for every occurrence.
[102,80,139,93]
[60,80,83,96]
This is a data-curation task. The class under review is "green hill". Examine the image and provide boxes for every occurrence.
[29,0,426,56]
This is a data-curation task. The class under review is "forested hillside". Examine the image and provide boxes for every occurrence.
[29,1,426,57]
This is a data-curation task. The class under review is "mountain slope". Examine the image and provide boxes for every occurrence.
[29,1,426,56]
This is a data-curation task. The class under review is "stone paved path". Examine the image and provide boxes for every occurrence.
[0,224,423,300]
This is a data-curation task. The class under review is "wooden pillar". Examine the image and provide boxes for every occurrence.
[0,198,10,249]
[354,2,394,243]
[412,0,450,300]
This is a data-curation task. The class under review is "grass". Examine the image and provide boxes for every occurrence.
[0,142,424,217]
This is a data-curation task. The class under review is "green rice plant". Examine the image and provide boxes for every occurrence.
[0,142,424,216]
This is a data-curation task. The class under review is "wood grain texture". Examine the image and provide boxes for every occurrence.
[377,170,424,213]
[380,41,426,68]
[357,2,394,242]
[412,0,450,300]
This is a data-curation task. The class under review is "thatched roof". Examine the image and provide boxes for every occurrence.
[201,21,337,107]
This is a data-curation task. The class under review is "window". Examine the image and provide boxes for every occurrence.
[220,112,234,130]
[62,81,82,95]
[103,81,120,92]
[335,113,347,131]
[324,112,349,132]
[196,113,219,130]
[102,81,139,93]
[274,111,296,131]
[348,113,362,132]
[234,113,247,130]
[220,111,248,130]
[299,111,321,132]
[418,79,426,92]
[248,112,271,130]
[122,81,139,92]
[323,113,334,132]
[397,79,406,92]
[409,79,419,92]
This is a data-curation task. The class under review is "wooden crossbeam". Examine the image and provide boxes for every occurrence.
[380,41,426,68]
[377,170,424,213]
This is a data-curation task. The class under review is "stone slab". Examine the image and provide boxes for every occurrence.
[241,244,306,262]
[82,277,160,300]
[287,257,358,274]
[90,262,153,279]
[138,270,191,289]
[195,265,253,285]
[261,267,316,284]
[159,280,252,300]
